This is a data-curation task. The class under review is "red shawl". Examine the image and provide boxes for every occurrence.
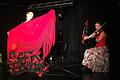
[7,9,56,61]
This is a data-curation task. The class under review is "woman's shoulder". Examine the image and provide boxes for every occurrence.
[100,31,107,36]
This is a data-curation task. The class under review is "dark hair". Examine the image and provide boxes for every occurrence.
[95,21,103,25]
[26,9,38,18]
[26,9,35,14]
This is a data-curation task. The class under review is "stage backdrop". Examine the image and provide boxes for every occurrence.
[7,9,56,77]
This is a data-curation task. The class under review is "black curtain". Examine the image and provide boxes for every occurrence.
[60,0,113,65]
[60,0,94,64]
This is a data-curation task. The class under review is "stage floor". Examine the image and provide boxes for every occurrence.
[0,63,110,80]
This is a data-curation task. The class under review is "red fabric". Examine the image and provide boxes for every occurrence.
[7,9,56,61]
[96,35,106,47]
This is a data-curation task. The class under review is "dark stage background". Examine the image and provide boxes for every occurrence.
[0,0,116,79]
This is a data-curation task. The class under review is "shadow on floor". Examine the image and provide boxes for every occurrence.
[0,63,110,80]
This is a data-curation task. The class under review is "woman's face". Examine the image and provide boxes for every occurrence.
[26,12,34,20]
[95,23,101,30]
